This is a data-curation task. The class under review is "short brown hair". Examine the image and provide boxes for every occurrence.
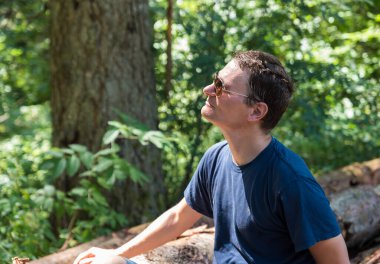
[233,50,294,131]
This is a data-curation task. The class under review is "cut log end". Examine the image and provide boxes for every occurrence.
[12,257,30,264]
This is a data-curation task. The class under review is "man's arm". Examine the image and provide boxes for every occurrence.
[73,198,202,264]
[309,234,350,264]
[115,198,202,257]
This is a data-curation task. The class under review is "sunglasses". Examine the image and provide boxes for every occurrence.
[213,72,249,98]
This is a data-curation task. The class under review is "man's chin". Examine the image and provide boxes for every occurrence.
[201,110,217,124]
[201,107,213,119]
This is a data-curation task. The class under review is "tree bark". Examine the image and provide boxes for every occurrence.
[330,185,380,249]
[50,0,164,227]
[318,158,380,196]
[130,230,214,264]
[351,245,380,264]
[164,0,173,98]
[318,159,380,260]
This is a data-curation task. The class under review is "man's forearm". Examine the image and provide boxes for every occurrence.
[115,199,202,258]
[115,208,181,258]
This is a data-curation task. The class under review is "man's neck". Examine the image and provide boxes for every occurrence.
[222,127,272,166]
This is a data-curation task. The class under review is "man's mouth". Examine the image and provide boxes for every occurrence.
[206,101,214,108]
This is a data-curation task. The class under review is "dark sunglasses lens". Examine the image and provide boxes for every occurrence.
[214,78,223,96]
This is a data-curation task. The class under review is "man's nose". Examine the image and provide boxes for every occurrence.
[203,84,216,96]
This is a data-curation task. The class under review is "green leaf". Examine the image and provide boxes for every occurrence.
[80,171,94,177]
[94,148,117,158]
[144,131,166,148]
[91,190,108,206]
[112,109,150,131]
[0,175,10,187]
[113,157,131,172]
[67,155,80,177]
[40,160,55,171]
[111,143,121,153]
[46,150,64,158]
[98,177,112,190]
[92,159,113,172]
[107,171,117,185]
[102,129,120,145]
[129,165,149,183]
[62,148,75,155]
[70,187,87,197]
[79,179,92,188]
[44,185,55,196]
[53,158,67,178]
[69,144,88,153]
[79,151,94,169]
[108,120,125,129]
[43,198,54,211]
[113,169,127,180]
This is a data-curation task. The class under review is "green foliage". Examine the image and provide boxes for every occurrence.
[152,0,380,180]
[0,1,49,138]
[243,0,380,172]
[0,105,181,259]
[0,105,56,259]
[39,119,183,247]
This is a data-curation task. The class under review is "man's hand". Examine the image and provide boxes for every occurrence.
[73,247,120,264]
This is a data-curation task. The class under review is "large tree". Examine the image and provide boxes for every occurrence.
[50,0,164,227]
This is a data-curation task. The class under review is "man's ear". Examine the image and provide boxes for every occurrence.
[248,102,268,122]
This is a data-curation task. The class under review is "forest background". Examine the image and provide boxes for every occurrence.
[0,0,379,261]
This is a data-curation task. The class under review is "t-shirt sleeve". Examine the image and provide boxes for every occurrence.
[184,153,214,218]
[279,177,341,252]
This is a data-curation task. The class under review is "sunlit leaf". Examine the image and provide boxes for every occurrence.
[92,159,113,172]
[102,129,120,145]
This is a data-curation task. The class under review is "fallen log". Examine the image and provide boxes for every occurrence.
[12,257,30,264]
[130,227,214,264]
[350,244,380,264]
[330,185,380,249]
[318,158,380,196]
[29,217,214,264]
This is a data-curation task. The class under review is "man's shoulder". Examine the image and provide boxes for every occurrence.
[272,138,301,160]
[271,138,314,180]
[203,140,229,158]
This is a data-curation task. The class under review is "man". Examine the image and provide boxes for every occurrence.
[74,50,350,264]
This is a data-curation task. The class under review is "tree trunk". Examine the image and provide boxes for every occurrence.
[164,0,173,98]
[50,0,164,227]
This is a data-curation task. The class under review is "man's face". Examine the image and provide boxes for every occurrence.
[201,60,252,130]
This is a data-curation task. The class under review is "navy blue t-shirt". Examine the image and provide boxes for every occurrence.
[184,138,341,264]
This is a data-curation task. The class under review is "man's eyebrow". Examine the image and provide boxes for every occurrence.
[216,71,228,87]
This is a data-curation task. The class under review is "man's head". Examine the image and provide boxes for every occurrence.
[202,50,294,132]
[232,50,294,131]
